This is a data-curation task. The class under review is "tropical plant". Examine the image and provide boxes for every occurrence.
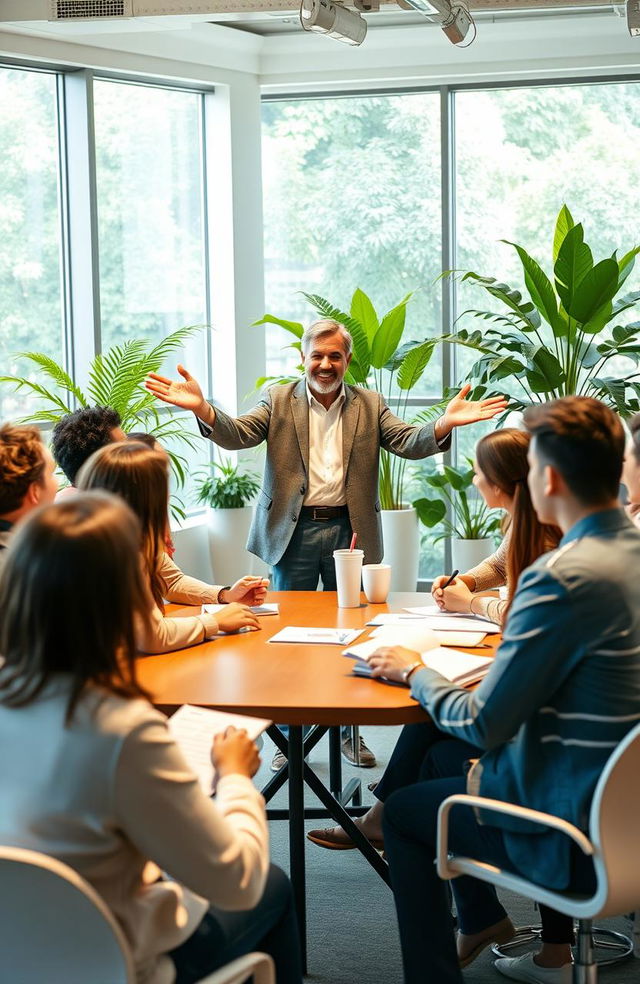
[253,288,441,509]
[413,461,502,541]
[193,458,261,510]
[447,205,640,415]
[0,325,204,507]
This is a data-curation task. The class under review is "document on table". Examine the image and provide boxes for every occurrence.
[344,623,493,686]
[168,704,272,796]
[365,615,487,647]
[268,626,364,645]
[202,603,280,616]
[402,605,501,633]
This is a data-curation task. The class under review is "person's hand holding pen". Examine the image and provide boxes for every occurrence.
[432,569,478,615]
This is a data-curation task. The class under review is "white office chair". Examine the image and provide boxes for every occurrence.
[437,720,640,983]
[0,845,274,984]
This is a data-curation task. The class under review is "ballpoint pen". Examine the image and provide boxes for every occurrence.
[441,569,459,590]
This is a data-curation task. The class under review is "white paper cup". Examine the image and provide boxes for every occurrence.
[362,563,392,604]
[333,549,364,608]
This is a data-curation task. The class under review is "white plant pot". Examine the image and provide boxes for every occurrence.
[206,506,254,584]
[380,506,419,592]
[451,537,495,573]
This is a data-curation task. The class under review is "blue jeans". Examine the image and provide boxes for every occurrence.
[272,514,353,740]
[270,513,352,590]
[169,864,302,984]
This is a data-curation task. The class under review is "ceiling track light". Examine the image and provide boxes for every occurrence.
[400,0,473,45]
[299,0,367,44]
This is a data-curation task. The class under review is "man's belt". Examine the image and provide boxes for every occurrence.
[300,505,349,521]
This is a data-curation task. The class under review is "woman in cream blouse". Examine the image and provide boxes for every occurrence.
[0,493,301,984]
[77,440,267,654]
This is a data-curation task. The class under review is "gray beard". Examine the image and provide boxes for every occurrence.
[306,369,342,395]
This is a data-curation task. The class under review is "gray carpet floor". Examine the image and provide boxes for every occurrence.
[255,725,640,984]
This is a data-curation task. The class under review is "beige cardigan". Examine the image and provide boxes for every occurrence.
[137,554,225,655]
[0,681,269,984]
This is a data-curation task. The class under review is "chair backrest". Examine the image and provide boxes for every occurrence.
[589,720,640,917]
[0,845,136,984]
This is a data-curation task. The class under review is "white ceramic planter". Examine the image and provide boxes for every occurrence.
[451,537,495,573]
[380,506,419,592]
[206,505,254,584]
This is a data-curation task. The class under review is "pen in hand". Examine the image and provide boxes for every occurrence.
[441,569,459,590]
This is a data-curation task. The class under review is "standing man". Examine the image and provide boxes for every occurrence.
[146,319,507,765]
[0,424,59,575]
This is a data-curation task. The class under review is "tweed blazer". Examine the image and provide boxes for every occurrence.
[200,380,448,566]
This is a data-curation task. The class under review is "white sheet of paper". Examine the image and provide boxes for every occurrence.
[168,704,272,796]
[403,607,501,633]
[268,626,364,646]
[202,603,279,616]
[370,625,487,647]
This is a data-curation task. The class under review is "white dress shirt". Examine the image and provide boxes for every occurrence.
[303,383,347,506]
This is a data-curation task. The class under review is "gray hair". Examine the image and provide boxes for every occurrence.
[301,319,353,358]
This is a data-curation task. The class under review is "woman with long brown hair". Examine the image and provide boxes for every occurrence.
[0,493,301,984]
[77,441,264,653]
[432,428,560,624]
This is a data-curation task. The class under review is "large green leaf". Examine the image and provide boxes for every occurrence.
[507,242,563,335]
[565,258,620,325]
[350,288,379,343]
[371,297,411,369]
[413,496,447,528]
[618,245,640,289]
[552,204,575,263]
[554,224,594,315]
[396,340,436,391]
[15,353,87,407]
[252,314,304,338]
[461,273,541,331]
[443,464,473,491]
[528,347,565,391]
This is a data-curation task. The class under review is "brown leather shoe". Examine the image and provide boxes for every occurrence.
[307,825,384,851]
[457,916,516,968]
[341,734,376,767]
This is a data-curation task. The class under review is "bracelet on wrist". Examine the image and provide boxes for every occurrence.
[216,585,231,604]
[402,661,423,684]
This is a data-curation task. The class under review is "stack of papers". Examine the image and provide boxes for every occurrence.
[366,616,487,647]
[402,605,501,633]
[167,704,272,796]
[344,623,493,687]
[268,626,364,646]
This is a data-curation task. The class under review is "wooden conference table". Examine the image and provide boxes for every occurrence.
[136,591,500,969]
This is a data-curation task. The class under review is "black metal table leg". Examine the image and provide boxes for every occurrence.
[328,725,342,796]
[287,724,307,973]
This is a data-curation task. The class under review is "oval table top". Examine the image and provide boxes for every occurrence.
[136,591,499,726]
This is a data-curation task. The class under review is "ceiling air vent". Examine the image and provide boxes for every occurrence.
[49,0,133,19]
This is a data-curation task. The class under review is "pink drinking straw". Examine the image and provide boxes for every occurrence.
[349,532,357,552]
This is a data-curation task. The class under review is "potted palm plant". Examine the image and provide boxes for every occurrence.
[253,288,442,590]
[413,461,501,571]
[447,205,640,414]
[0,326,203,518]
[193,458,261,582]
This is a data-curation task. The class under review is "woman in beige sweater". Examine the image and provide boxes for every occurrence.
[0,493,301,984]
[78,441,267,653]
[431,428,560,625]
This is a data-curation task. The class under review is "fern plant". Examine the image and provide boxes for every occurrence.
[0,326,205,512]
[253,289,440,509]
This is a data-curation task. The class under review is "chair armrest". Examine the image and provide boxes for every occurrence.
[436,793,593,880]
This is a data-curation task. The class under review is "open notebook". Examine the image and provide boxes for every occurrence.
[344,624,493,687]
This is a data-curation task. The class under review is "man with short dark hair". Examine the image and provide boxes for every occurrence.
[368,396,640,984]
[52,406,126,490]
[0,423,59,572]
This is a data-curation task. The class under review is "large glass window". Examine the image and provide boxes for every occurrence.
[262,93,442,391]
[0,67,64,420]
[93,79,207,373]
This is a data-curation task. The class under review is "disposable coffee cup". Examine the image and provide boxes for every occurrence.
[333,549,364,608]
[362,563,391,604]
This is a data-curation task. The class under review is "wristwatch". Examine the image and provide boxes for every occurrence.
[401,661,423,684]
[216,585,231,604]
